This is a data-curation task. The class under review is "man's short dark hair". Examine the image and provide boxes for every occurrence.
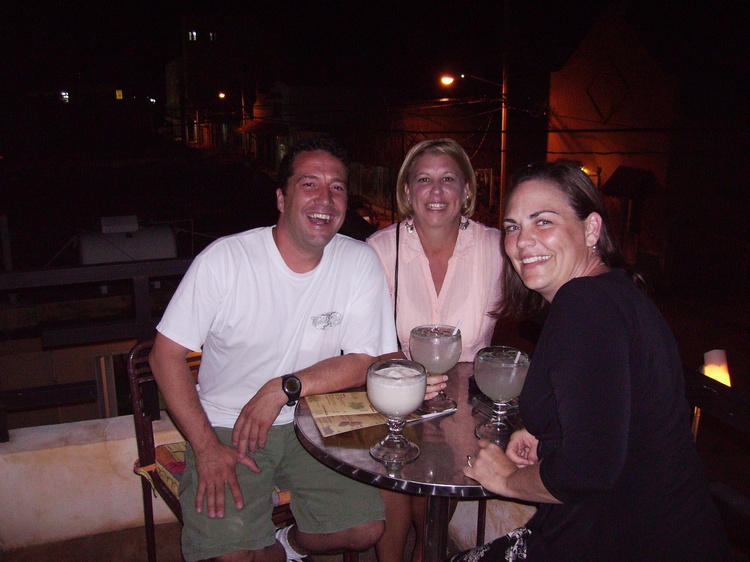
[277,136,350,194]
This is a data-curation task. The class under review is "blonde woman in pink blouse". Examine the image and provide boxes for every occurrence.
[367,138,503,562]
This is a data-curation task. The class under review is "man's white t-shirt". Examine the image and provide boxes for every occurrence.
[157,227,398,428]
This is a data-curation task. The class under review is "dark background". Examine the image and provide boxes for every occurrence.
[0,1,746,272]
[3,2,744,108]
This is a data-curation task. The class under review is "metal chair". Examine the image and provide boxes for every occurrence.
[684,365,750,555]
[128,340,301,561]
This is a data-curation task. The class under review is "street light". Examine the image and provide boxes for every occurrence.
[440,72,509,223]
[440,73,503,89]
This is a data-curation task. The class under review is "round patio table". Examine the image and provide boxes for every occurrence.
[294,362,505,560]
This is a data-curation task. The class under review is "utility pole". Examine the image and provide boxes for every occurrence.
[498,0,510,227]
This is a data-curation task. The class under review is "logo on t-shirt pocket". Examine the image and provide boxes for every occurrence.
[312,311,342,330]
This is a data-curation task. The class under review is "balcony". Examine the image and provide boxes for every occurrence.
[0,259,192,437]
[1,259,747,557]
[0,259,194,552]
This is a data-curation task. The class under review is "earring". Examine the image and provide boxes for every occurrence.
[458,216,469,230]
[592,244,598,254]
[405,219,415,233]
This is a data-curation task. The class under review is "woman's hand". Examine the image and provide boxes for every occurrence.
[424,374,448,401]
[463,439,519,496]
[466,435,560,504]
[506,428,540,466]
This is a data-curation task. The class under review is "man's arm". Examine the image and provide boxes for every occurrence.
[149,333,255,518]
[233,351,401,459]
[296,351,385,395]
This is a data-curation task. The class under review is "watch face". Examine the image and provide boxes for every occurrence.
[284,377,301,394]
[283,375,301,404]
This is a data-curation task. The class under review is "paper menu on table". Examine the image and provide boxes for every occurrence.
[305,392,388,437]
[304,392,456,437]
[306,391,379,417]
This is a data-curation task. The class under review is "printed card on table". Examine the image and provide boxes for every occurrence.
[305,392,388,437]
[305,392,455,437]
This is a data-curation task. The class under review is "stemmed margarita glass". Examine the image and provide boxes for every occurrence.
[409,324,462,414]
[367,358,427,464]
[473,346,530,445]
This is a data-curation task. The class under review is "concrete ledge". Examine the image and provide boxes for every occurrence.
[0,414,183,550]
[0,413,536,552]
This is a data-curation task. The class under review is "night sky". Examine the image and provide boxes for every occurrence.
[2,1,744,108]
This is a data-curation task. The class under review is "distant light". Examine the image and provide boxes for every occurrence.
[218,92,226,99]
[440,76,455,86]
[60,91,70,103]
[148,98,156,104]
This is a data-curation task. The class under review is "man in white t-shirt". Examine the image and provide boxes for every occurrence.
[150,136,398,561]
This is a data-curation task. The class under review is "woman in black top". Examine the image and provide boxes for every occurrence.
[451,161,729,561]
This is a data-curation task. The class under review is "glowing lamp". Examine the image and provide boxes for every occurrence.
[702,349,731,387]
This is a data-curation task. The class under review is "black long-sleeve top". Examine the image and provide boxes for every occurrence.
[521,269,729,561]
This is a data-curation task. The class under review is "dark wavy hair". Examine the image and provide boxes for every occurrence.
[277,136,350,195]
[494,160,641,319]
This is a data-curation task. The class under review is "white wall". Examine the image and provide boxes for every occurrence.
[0,415,183,550]
[0,413,535,552]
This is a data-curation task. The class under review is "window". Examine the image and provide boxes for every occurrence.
[188,30,197,41]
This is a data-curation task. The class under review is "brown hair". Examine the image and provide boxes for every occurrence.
[494,160,635,319]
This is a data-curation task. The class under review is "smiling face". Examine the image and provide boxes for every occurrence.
[503,179,602,302]
[405,153,468,230]
[275,150,348,262]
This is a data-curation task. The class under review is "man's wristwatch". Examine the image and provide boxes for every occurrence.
[281,374,302,406]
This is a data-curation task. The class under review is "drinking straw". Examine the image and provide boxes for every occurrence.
[514,351,522,363]
[452,320,462,336]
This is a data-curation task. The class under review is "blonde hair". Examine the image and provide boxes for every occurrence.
[395,138,477,220]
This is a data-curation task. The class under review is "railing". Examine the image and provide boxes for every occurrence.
[0,259,192,343]
[0,259,193,441]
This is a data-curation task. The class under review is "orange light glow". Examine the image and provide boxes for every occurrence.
[702,349,731,387]
[440,76,455,86]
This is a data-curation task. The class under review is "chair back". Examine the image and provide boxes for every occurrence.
[684,365,750,552]
[128,339,201,522]
[128,339,161,470]
[128,340,202,461]
[684,365,750,439]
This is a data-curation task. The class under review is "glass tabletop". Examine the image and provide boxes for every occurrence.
[294,362,494,499]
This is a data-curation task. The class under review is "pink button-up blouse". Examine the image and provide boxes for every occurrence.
[367,219,503,362]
